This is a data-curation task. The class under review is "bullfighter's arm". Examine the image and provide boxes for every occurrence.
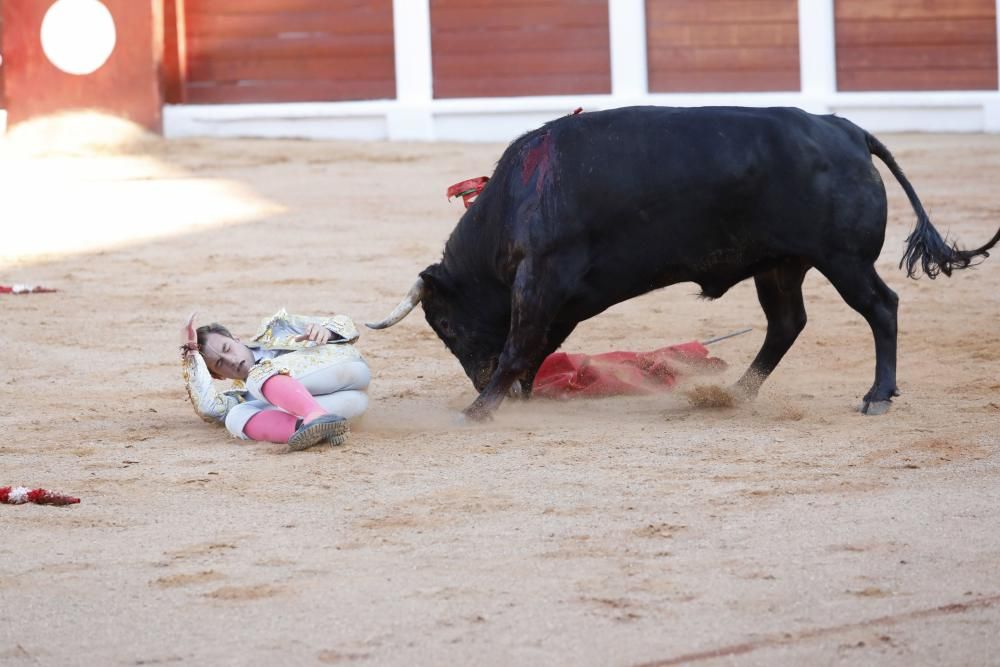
[181,351,244,423]
[252,309,359,348]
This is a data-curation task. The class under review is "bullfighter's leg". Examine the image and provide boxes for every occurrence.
[226,390,368,443]
[734,260,810,399]
[817,262,899,415]
[463,262,570,420]
[245,355,371,447]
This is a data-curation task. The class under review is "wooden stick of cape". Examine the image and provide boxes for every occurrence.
[701,328,753,346]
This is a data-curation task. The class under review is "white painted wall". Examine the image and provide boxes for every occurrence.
[161,0,1000,141]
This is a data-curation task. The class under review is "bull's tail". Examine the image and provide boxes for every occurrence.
[865,131,1000,279]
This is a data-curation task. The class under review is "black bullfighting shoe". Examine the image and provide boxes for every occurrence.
[287,414,349,451]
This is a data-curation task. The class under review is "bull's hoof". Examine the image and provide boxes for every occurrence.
[859,400,892,416]
[729,379,761,403]
[507,380,525,399]
[460,406,495,423]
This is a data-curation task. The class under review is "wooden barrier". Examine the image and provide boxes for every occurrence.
[165,0,396,104]
[646,0,801,92]
[836,0,998,91]
[429,0,611,98]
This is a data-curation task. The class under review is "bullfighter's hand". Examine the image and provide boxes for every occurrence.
[295,323,331,345]
[181,312,199,355]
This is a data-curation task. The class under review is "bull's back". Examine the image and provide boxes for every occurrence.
[530,106,880,304]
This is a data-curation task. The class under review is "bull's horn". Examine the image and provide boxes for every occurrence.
[366,278,426,329]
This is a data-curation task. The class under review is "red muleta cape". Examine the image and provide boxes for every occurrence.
[532,341,726,399]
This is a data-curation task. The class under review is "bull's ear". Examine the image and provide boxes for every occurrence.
[419,264,453,296]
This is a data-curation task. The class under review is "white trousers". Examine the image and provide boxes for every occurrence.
[225,358,370,440]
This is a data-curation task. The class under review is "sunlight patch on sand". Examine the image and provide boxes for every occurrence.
[0,112,285,267]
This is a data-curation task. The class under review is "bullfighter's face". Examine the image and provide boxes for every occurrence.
[200,332,256,380]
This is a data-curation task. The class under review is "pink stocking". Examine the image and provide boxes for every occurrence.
[243,410,298,443]
[260,373,327,422]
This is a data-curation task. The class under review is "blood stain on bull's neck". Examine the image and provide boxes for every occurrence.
[521,132,553,186]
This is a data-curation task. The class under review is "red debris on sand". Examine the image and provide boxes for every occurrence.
[0,284,57,294]
[446,176,490,209]
[533,341,727,399]
[1,486,80,506]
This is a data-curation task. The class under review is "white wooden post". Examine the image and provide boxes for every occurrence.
[797,0,837,112]
[389,0,434,139]
[608,0,649,102]
[987,0,1000,131]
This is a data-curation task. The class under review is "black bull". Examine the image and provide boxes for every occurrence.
[368,106,1000,420]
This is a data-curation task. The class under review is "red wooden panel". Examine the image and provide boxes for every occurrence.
[837,0,995,21]
[647,0,796,24]
[836,19,998,47]
[650,46,800,72]
[836,0,998,91]
[435,0,582,5]
[187,0,373,13]
[433,50,610,79]
[1,0,163,130]
[185,7,393,37]
[184,79,395,104]
[187,53,394,83]
[433,3,609,30]
[838,44,996,70]
[180,0,395,104]
[838,69,998,91]
[646,0,800,92]
[648,22,799,48]
[430,0,611,99]
[648,69,800,93]
[184,34,394,63]
[433,74,612,99]
[428,25,609,54]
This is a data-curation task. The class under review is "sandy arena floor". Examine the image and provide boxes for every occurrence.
[1,122,998,666]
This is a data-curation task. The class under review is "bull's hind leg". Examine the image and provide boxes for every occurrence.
[817,262,899,415]
[734,260,810,400]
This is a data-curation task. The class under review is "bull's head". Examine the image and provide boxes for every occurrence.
[367,264,509,392]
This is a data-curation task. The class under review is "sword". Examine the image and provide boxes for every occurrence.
[701,327,752,346]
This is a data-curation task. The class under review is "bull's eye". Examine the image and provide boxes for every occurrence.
[439,318,452,335]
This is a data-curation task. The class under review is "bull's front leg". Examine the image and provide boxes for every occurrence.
[463,351,533,420]
[463,262,566,421]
